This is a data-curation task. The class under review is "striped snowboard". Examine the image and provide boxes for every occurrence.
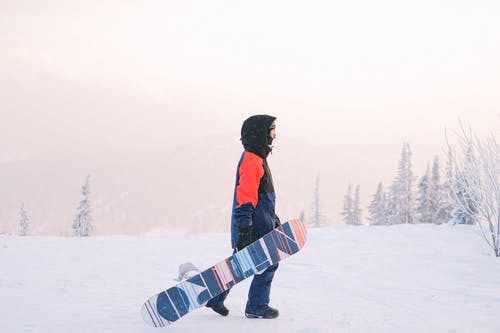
[141,219,307,327]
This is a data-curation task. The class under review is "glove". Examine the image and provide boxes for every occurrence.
[275,215,281,227]
[236,226,253,250]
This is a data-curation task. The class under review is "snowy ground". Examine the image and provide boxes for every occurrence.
[1,224,500,333]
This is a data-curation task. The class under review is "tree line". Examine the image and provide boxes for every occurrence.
[338,126,499,257]
[347,143,464,226]
[15,175,93,237]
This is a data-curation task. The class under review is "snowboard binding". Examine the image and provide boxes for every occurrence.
[174,262,200,282]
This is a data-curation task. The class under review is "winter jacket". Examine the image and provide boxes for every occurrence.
[231,115,278,249]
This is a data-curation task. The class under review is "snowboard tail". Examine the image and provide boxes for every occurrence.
[141,219,307,327]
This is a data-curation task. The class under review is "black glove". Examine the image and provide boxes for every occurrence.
[275,215,281,227]
[236,226,253,250]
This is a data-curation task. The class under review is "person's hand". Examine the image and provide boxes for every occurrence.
[275,215,281,227]
[237,226,253,250]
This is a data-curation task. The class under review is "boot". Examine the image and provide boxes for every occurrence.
[245,306,279,319]
[206,303,229,317]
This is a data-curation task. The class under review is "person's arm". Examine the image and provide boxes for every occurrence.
[234,152,264,249]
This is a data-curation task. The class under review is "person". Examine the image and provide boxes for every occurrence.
[206,114,281,319]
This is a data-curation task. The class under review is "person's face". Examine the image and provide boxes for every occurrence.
[269,128,276,140]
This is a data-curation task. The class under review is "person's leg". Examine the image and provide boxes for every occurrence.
[206,289,230,316]
[245,263,279,315]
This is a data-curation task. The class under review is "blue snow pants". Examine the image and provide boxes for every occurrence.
[206,262,279,314]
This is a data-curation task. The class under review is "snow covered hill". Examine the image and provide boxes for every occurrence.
[1,224,499,333]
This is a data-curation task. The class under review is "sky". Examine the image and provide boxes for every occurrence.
[0,0,499,231]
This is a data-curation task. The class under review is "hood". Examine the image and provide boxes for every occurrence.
[240,115,277,158]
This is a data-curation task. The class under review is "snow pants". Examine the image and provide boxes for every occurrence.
[206,262,279,314]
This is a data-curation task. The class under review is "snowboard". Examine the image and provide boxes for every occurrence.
[141,219,307,327]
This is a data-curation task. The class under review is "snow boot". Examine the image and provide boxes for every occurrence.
[206,303,229,317]
[245,306,279,319]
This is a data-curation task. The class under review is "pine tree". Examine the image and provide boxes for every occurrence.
[406,145,417,224]
[310,175,324,227]
[429,156,442,223]
[434,148,455,224]
[341,183,353,224]
[19,202,30,236]
[387,143,416,224]
[417,165,432,223]
[451,147,478,225]
[352,185,363,225]
[299,209,306,225]
[73,175,93,236]
[368,182,387,225]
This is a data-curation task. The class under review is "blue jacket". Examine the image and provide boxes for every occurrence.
[230,115,278,249]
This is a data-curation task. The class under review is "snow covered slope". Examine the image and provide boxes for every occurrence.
[1,224,499,333]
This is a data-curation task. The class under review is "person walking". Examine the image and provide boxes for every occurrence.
[206,114,281,319]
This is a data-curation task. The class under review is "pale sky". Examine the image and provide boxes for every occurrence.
[0,0,499,231]
[1,0,499,158]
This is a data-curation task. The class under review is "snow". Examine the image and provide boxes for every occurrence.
[1,224,500,333]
